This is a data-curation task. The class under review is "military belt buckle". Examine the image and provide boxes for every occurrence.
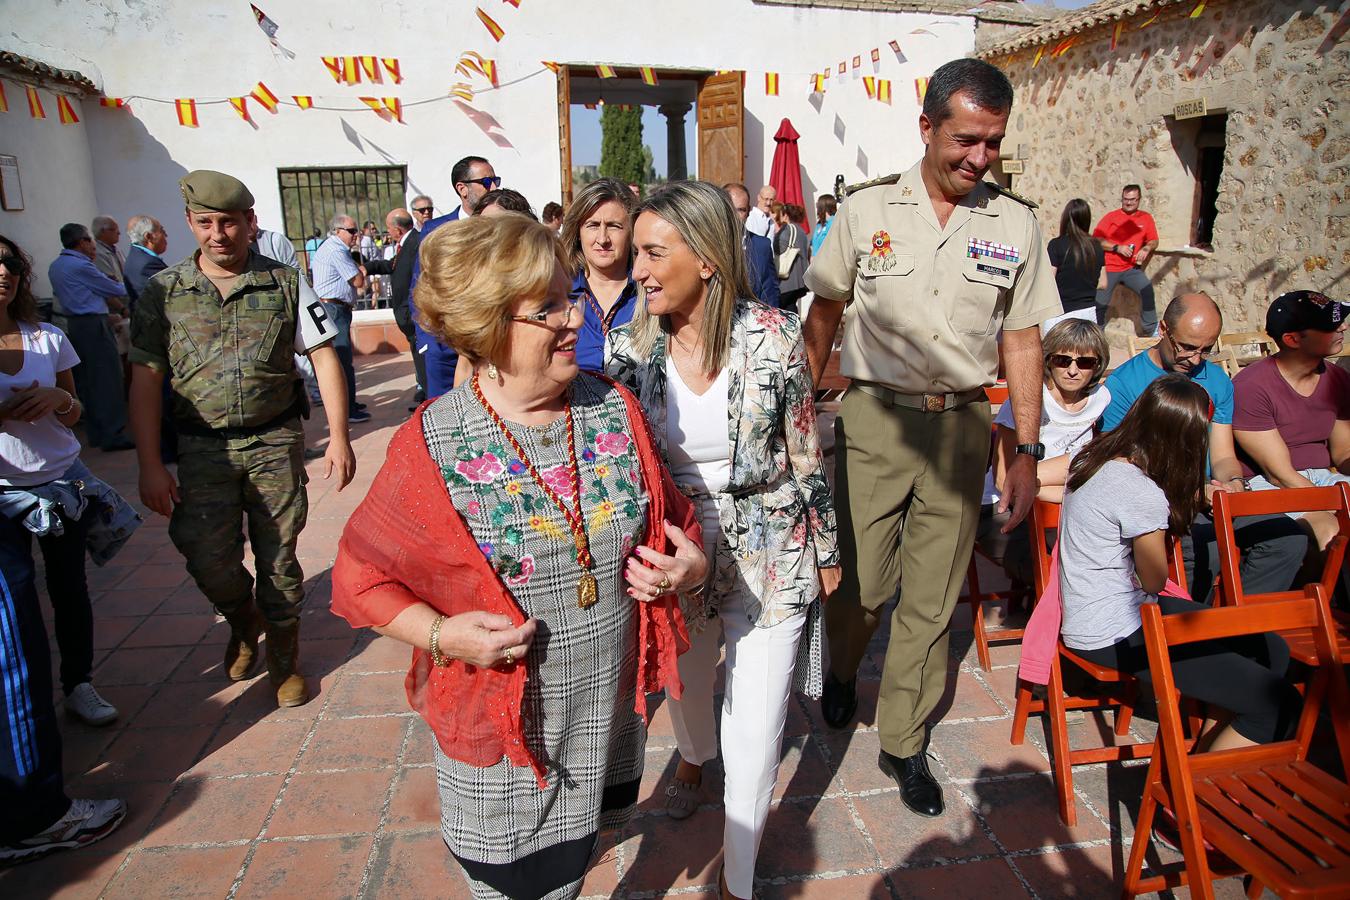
[922,393,947,412]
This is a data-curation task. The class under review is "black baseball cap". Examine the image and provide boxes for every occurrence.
[1266,290,1349,345]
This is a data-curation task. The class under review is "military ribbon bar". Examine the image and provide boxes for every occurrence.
[966,238,1021,265]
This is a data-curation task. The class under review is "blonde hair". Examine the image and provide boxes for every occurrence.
[627,181,750,374]
[558,177,636,276]
[413,214,568,365]
[1042,318,1110,390]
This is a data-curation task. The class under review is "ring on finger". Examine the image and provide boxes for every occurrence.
[658,574,672,592]
[504,647,515,666]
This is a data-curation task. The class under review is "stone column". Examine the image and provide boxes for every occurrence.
[658,103,691,181]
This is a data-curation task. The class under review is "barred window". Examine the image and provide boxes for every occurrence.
[277,165,406,264]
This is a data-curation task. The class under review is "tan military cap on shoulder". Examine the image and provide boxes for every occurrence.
[179,170,255,212]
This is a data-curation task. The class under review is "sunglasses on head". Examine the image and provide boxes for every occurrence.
[0,256,27,274]
[459,176,502,190]
[1048,353,1100,370]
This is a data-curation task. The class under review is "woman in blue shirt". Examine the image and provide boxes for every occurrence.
[559,178,638,372]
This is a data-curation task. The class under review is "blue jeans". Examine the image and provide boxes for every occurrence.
[321,301,357,409]
[1096,267,1157,335]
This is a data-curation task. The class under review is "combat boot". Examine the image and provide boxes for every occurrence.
[222,606,264,682]
[265,624,309,708]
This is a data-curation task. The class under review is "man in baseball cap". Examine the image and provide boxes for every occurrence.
[1232,289,1350,588]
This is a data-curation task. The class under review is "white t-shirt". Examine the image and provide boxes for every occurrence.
[0,323,83,487]
[1058,459,1170,651]
[665,359,731,494]
[982,383,1112,505]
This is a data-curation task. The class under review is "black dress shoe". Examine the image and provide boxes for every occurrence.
[821,672,858,729]
[879,750,944,817]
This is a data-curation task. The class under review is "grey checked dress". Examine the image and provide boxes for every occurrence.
[422,374,650,900]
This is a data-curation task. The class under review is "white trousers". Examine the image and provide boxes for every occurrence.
[666,578,805,898]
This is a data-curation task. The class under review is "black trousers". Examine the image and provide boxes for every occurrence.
[392,301,426,394]
[0,515,71,843]
[30,514,94,695]
[1183,511,1308,604]
[1073,595,1301,744]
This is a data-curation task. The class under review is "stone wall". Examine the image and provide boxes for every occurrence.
[981,0,1347,342]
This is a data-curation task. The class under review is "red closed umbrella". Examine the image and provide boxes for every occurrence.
[768,117,808,232]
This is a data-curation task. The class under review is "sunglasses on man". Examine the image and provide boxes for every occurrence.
[458,176,502,191]
[412,206,434,215]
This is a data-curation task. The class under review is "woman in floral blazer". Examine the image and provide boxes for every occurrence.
[604,181,838,900]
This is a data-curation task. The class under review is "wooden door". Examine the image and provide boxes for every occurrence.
[557,66,573,206]
[697,72,743,185]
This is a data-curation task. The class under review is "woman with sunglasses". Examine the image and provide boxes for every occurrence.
[977,319,1112,585]
[332,214,706,900]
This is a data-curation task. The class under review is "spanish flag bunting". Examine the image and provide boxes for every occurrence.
[1032,45,1046,67]
[812,73,826,93]
[501,0,520,6]
[542,60,560,73]
[56,95,79,125]
[1111,21,1124,51]
[863,75,876,99]
[482,59,499,87]
[0,83,7,113]
[888,39,901,52]
[229,97,250,120]
[293,95,313,109]
[596,64,617,79]
[914,77,928,103]
[359,56,380,81]
[822,66,830,80]
[342,56,361,84]
[321,57,343,82]
[476,7,505,41]
[640,66,658,86]
[382,97,403,122]
[175,98,198,127]
[871,48,881,64]
[455,61,479,79]
[877,79,892,104]
[450,83,475,102]
[837,61,846,75]
[764,72,779,96]
[1190,2,1205,17]
[26,87,44,119]
[383,58,402,83]
[359,96,385,116]
[99,97,126,108]
[251,81,279,112]
[1138,11,1159,27]
[852,55,861,69]
[1052,36,1077,57]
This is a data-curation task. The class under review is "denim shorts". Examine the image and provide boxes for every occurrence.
[1246,468,1350,518]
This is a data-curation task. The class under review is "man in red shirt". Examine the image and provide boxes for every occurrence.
[1093,184,1160,334]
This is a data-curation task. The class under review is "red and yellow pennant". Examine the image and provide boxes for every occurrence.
[1111,21,1125,51]
[321,56,343,82]
[251,81,279,112]
[1138,12,1160,28]
[26,87,45,119]
[871,48,881,64]
[229,97,250,120]
[99,97,126,108]
[764,72,779,96]
[0,83,8,113]
[914,77,928,103]
[542,60,560,73]
[359,96,385,117]
[502,0,520,6]
[1190,2,1206,17]
[640,66,658,86]
[450,83,475,102]
[596,64,617,79]
[56,95,79,125]
[837,61,846,75]
[877,79,892,104]
[822,66,831,81]
[342,56,361,84]
[293,95,313,110]
[359,56,381,82]
[888,39,901,53]
[812,73,826,93]
[482,59,499,87]
[852,55,861,70]
[382,97,403,122]
[476,7,505,41]
[382,58,402,83]
[1052,36,1078,57]
[175,98,198,127]
[863,75,876,99]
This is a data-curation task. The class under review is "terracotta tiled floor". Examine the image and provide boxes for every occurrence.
[0,355,1267,898]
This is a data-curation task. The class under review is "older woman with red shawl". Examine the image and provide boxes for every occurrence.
[332,214,706,900]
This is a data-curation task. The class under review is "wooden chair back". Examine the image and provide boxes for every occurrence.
[1130,585,1350,898]
[1215,330,1276,366]
[1127,334,1161,357]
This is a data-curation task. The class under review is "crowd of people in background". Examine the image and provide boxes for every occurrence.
[0,55,1345,900]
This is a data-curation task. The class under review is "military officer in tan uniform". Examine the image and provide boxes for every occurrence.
[803,59,1060,817]
[129,171,356,708]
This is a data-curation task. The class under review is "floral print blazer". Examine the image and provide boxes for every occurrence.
[605,298,839,627]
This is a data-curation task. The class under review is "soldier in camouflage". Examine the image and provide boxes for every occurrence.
[129,170,356,708]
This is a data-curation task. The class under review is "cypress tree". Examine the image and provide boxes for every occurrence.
[599,106,645,186]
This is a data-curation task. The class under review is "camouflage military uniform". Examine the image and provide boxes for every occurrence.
[130,251,336,631]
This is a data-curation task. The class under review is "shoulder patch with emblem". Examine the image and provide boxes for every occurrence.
[843,172,902,197]
[985,182,1039,210]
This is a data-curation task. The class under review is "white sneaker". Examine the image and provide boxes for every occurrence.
[65,683,118,727]
[0,798,127,863]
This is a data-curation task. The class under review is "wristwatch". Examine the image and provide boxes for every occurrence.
[1015,443,1046,461]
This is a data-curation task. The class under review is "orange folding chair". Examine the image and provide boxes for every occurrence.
[1211,484,1350,665]
[1123,584,1350,899]
[961,553,1028,672]
[1011,499,1186,826]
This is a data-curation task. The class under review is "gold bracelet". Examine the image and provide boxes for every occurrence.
[429,614,449,667]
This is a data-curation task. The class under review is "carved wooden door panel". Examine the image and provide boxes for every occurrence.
[697,71,743,185]
[557,66,573,205]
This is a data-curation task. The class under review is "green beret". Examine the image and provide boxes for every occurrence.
[179,170,255,212]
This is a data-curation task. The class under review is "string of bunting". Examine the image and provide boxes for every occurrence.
[1021,0,1210,68]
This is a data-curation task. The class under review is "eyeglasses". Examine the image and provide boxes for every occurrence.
[0,256,27,274]
[1164,332,1215,359]
[336,227,359,235]
[459,176,502,191]
[510,297,579,327]
[1048,354,1100,371]
[412,206,434,215]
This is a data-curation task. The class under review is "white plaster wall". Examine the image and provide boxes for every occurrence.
[7,1,971,253]
[0,91,99,298]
